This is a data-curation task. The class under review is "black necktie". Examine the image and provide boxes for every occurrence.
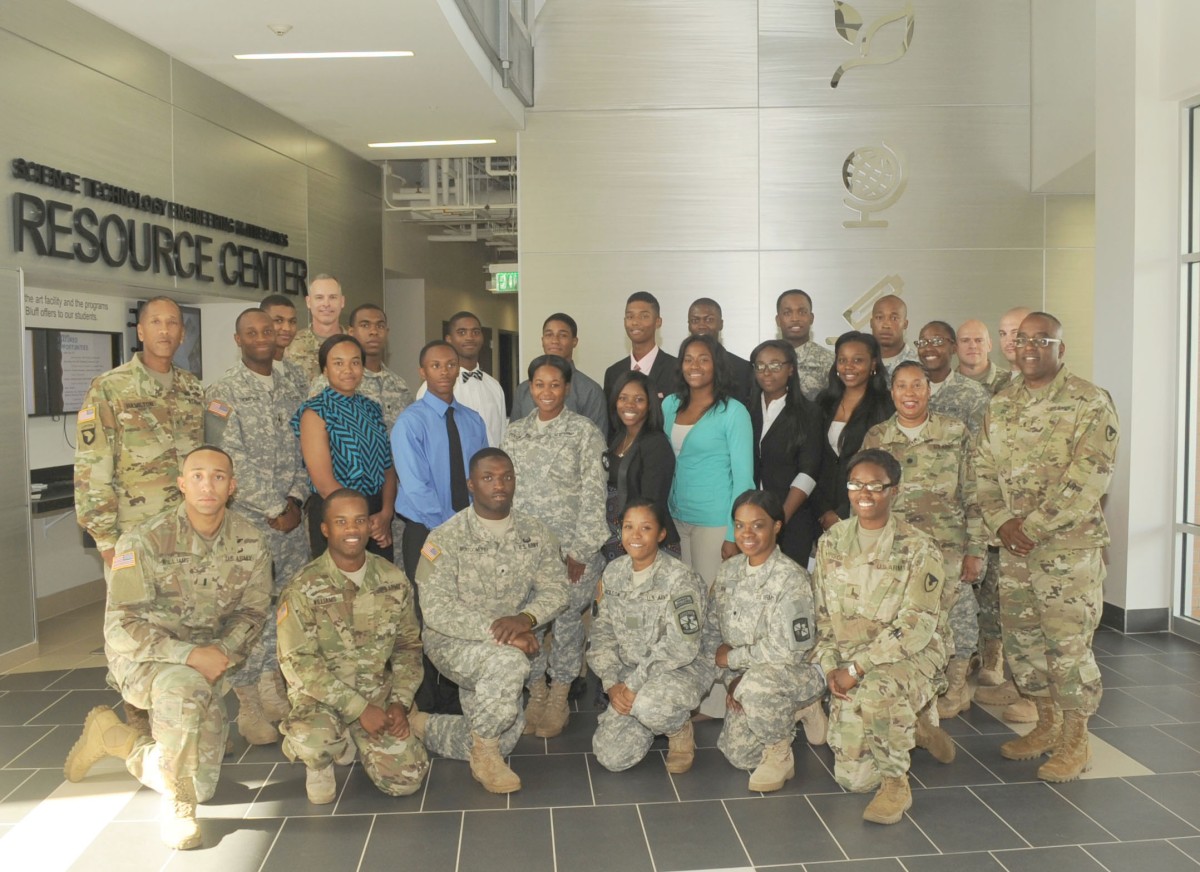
[446,407,470,511]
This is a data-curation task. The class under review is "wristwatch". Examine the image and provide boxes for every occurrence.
[847,662,860,680]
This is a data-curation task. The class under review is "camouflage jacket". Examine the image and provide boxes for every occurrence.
[975,366,1118,549]
[882,343,919,377]
[706,547,817,676]
[500,408,608,563]
[795,341,835,402]
[204,362,307,525]
[415,508,569,642]
[284,326,345,383]
[312,364,413,432]
[812,516,945,675]
[104,505,270,687]
[74,354,204,551]
[588,552,707,693]
[863,413,985,560]
[276,551,422,720]
[961,362,1014,396]
[277,357,313,399]
[929,370,990,435]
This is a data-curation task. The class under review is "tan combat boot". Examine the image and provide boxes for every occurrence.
[862,774,912,824]
[470,732,521,793]
[233,687,281,745]
[123,701,152,738]
[975,678,1021,706]
[161,777,202,850]
[664,721,695,774]
[305,765,337,804]
[64,705,140,782]
[536,680,571,738]
[1003,697,1038,723]
[748,738,795,792]
[914,706,956,764]
[1037,710,1092,782]
[523,680,550,735]
[795,699,829,745]
[999,696,1060,760]
[977,639,1006,686]
[936,658,973,719]
[257,669,291,722]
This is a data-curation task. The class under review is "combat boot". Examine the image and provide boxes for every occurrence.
[161,777,202,850]
[123,700,152,738]
[862,774,912,824]
[664,721,695,774]
[523,679,550,735]
[64,705,140,782]
[936,658,973,719]
[999,696,1060,760]
[233,687,281,745]
[1003,697,1037,723]
[795,699,828,745]
[977,639,1006,686]
[257,669,291,722]
[748,738,795,792]
[536,680,571,738]
[470,732,521,793]
[914,706,956,764]
[1037,710,1092,782]
[306,765,337,804]
[975,678,1021,706]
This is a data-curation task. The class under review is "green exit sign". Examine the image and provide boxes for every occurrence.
[495,271,519,293]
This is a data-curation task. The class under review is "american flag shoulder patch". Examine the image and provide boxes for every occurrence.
[111,551,137,571]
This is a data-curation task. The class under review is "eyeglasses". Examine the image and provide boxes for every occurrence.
[1013,336,1062,348]
[753,361,789,374]
[914,337,949,349]
[846,481,894,493]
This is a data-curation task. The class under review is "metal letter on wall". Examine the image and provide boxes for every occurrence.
[842,142,907,228]
[839,273,905,337]
[830,1,915,88]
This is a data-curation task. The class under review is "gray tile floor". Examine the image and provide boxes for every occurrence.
[2,627,1200,870]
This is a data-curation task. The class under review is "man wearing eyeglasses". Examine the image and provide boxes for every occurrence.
[974,312,1119,783]
[917,321,990,435]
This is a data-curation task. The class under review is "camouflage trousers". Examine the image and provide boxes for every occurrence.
[827,652,940,792]
[998,546,1105,714]
[281,702,429,797]
[593,662,709,772]
[974,548,1002,645]
[529,552,605,686]
[422,631,529,760]
[718,662,826,771]
[231,519,309,689]
[116,662,228,802]
[936,546,978,659]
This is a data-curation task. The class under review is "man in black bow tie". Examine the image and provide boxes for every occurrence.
[417,311,508,446]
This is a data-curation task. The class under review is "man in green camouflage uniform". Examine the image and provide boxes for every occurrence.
[413,449,569,793]
[284,273,346,382]
[276,489,428,803]
[260,294,313,398]
[205,309,309,744]
[64,447,271,850]
[776,289,835,401]
[974,312,1118,782]
[956,319,1012,395]
[812,448,945,824]
[918,321,990,435]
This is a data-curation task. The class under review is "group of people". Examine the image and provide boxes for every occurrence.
[61,275,1118,849]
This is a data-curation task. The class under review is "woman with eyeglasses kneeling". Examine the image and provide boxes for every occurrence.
[707,490,828,792]
[811,448,947,825]
[588,499,712,775]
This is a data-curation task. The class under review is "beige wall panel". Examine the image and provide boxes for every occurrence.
[171,61,308,164]
[1045,247,1094,382]
[520,251,760,379]
[520,110,758,253]
[534,0,757,110]
[0,0,170,101]
[1044,195,1096,249]
[759,0,1029,108]
[306,168,383,309]
[305,136,383,197]
[760,105,1042,251]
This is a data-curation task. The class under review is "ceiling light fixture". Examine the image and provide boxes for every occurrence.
[368,139,498,148]
[234,51,414,60]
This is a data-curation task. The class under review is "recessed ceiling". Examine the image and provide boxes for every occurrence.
[68,0,524,162]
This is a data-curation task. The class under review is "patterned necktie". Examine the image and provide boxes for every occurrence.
[462,370,483,382]
[446,407,470,511]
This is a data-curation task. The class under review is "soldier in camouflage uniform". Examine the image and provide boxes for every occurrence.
[64,447,271,850]
[812,448,945,824]
[956,319,1013,396]
[261,294,314,398]
[413,449,569,793]
[500,355,609,738]
[871,295,919,378]
[589,499,710,774]
[775,289,835,401]
[917,322,990,435]
[205,309,310,744]
[284,274,347,382]
[276,489,428,802]
[707,491,827,792]
[974,312,1118,782]
[310,303,413,431]
[864,361,985,724]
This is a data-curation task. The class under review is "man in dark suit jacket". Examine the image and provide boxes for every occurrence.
[603,291,680,406]
[686,297,753,408]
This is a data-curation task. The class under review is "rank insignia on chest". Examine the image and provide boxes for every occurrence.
[792,617,810,642]
[421,542,442,562]
[207,400,231,418]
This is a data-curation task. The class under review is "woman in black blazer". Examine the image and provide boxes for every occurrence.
[749,340,823,565]
[602,370,679,559]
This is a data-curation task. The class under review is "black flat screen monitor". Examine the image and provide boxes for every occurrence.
[24,328,122,417]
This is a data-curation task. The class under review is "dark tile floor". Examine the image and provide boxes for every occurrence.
[2,628,1200,870]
